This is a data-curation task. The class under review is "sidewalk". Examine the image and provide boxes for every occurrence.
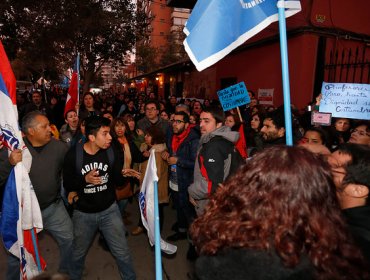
[0,199,196,280]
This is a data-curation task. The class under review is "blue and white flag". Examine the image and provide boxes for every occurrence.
[139,149,177,254]
[184,0,301,71]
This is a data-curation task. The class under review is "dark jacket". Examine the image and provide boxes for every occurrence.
[19,102,54,124]
[195,248,313,280]
[343,205,370,261]
[0,147,12,187]
[166,127,200,192]
[0,147,13,204]
[136,116,170,136]
[78,109,101,120]
[59,124,76,147]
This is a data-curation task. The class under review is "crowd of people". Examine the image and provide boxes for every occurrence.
[0,87,369,279]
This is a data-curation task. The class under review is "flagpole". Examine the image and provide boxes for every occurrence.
[277,0,293,146]
[30,229,42,271]
[153,180,162,280]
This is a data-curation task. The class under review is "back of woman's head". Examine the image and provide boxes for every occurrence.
[191,146,368,279]
[145,126,165,145]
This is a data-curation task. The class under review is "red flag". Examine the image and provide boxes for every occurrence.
[64,54,80,117]
[235,124,248,159]
[0,41,16,103]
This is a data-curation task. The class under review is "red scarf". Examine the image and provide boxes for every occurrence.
[172,127,191,153]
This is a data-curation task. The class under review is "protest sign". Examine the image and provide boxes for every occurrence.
[258,88,274,105]
[319,82,370,120]
[217,82,250,111]
[311,111,332,126]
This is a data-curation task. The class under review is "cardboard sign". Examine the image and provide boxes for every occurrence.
[258,88,274,105]
[311,111,332,126]
[217,82,250,111]
[319,82,370,120]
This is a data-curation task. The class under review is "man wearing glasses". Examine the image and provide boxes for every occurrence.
[136,100,170,136]
[161,112,200,241]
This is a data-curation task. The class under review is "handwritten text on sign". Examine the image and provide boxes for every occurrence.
[319,82,370,120]
[217,82,250,111]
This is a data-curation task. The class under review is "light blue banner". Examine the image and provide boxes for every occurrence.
[184,0,301,71]
[217,82,250,111]
[319,82,370,120]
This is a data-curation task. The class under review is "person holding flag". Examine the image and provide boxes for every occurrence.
[0,41,48,279]
[21,111,73,276]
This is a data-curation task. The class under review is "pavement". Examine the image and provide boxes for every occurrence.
[0,199,196,280]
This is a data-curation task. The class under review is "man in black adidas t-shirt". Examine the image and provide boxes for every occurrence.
[63,116,136,280]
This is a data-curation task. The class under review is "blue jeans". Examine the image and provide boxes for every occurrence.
[170,189,187,232]
[70,202,135,280]
[177,184,196,226]
[117,198,129,215]
[6,253,19,280]
[6,199,73,279]
[42,199,73,274]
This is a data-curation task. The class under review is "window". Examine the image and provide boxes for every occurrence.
[173,18,187,26]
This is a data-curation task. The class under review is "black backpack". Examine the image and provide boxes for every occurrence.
[75,142,114,174]
[208,136,245,181]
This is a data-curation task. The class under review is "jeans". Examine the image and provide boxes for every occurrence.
[70,202,135,280]
[41,199,73,274]
[117,198,129,215]
[6,199,73,279]
[177,183,196,226]
[170,189,188,232]
[6,253,19,280]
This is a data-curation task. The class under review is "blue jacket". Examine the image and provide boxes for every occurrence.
[166,126,200,191]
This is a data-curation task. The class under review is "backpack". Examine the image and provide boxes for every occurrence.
[75,142,114,174]
[208,136,245,181]
[226,141,245,181]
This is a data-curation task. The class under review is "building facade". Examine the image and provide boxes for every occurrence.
[131,0,369,110]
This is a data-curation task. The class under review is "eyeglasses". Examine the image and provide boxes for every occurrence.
[172,120,185,124]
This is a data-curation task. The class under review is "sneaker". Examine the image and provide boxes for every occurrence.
[166,232,187,242]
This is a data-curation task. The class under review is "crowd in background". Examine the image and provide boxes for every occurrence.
[1,86,369,279]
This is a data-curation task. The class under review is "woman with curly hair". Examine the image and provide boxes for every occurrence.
[191,146,368,280]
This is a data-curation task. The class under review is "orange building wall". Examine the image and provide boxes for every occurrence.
[149,1,172,49]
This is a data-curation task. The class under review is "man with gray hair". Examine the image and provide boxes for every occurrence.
[175,103,191,115]
[21,111,73,275]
